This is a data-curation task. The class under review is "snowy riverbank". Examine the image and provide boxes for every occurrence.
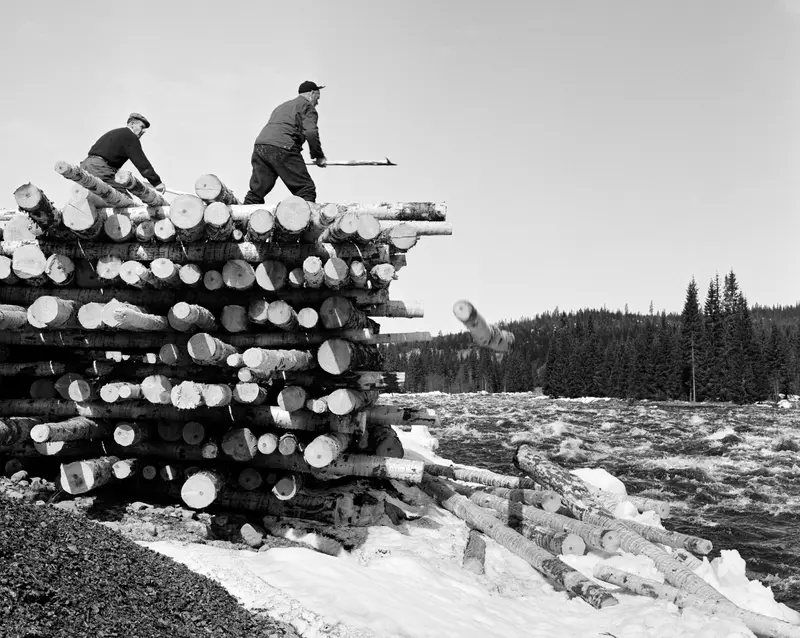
[141,426,800,638]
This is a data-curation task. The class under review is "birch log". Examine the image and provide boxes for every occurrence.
[55,162,134,207]
[421,475,618,609]
[453,300,515,353]
[181,469,226,508]
[195,174,239,204]
[169,195,206,241]
[60,456,119,494]
[30,417,107,442]
[13,183,61,229]
[114,170,168,206]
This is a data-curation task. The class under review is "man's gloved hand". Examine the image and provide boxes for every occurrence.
[154,183,167,193]
[315,156,327,168]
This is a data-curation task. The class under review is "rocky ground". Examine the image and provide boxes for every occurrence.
[0,472,311,638]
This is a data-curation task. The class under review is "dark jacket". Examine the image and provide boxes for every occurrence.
[87,127,162,187]
[254,96,324,159]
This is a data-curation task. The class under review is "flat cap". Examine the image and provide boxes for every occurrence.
[298,81,325,93]
[128,112,151,128]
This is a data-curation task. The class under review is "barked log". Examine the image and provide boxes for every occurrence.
[0,283,391,310]
[317,339,382,375]
[0,417,42,445]
[421,475,617,609]
[304,432,350,468]
[593,565,800,638]
[60,455,119,495]
[424,462,539,490]
[114,170,167,206]
[447,482,619,552]
[30,416,107,443]
[592,489,671,518]
[13,183,61,230]
[195,174,239,205]
[54,161,135,207]
[514,444,728,604]
[0,239,387,264]
[453,300,515,353]
[617,518,713,555]
[478,486,562,513]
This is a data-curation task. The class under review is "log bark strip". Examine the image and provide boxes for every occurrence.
[421,475,617,609]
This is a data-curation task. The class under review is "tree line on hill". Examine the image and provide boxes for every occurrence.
[382,271,800,403]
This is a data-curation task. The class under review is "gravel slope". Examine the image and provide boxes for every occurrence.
[0,494,299,638]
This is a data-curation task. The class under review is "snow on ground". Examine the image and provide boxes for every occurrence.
[141,426,800,638]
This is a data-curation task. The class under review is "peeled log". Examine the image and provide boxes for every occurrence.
[60,456,119,495]
[54,161,134,207]
[317,339,382,375]
[221,427,259,461]
[30,417,106,443]
[13,183,61,229]
[303,432,350,468]
[593,565,800,638]
[195,174,239,204]
[420,475,618,609]
[453,300,515,353]
[181,470,226,508]
[514,444,728,604]
[114,170,167,206]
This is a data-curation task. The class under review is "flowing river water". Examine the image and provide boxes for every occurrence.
[382,392,800,610]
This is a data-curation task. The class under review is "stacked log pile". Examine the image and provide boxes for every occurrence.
[0,169,450,525]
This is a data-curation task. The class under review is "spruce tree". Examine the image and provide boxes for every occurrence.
[680,278,702,401]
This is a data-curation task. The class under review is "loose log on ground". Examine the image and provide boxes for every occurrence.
[421,475,618,609]
[593,565,800,638]
[462,529,486,575]
[515,444,728,603]
[509,520,586,556]
[60,455,119,495]
[480,486,562,513]
[453,300,515,353]
[195,174,239,204]
[114,170,168,206]
[592,489,671,519]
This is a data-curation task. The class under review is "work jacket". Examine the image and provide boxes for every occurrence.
[254,96,324,159]
[86,127,162,187]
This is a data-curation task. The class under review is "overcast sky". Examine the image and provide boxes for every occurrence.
[1,0,798,335]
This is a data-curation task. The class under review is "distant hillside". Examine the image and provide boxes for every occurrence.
[383,272,799,403]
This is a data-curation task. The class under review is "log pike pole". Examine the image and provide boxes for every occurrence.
[305,158,397,167]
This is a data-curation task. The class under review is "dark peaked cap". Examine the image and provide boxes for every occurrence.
[298,81,325,93]
[128,112,151,128]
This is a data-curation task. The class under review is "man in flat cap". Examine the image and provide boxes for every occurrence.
[243,81,328,204]
[80,113,165,203]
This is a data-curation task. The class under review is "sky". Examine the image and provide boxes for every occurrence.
[1,0,798,336]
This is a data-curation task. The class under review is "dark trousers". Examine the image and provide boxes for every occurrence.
[243,144,316,204]
[79,156,129,208]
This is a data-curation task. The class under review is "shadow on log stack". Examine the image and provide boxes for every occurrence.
[0,176,450,534]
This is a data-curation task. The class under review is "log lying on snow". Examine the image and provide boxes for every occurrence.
[453,300,515,353]
[592,489,671,519]
[54,161,135,208]
[514,444,727,604]
[420,475,617,609]
[424,462,538,490]
[60,455,119,495]
[444,481,619,552]
[594,565,800,638]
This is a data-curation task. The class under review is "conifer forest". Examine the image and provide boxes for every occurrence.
[384,271,800,402]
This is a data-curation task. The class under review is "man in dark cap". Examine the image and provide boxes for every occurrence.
[80,113,166,202]
[243,81,328,204]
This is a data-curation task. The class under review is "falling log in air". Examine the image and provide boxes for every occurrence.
[420,475,618,610]
[13,183,61,230]
[60,456,119,495]
[453,300,515,353]
[195,174,239,205]
[54,161,135,208]
[114,170,168,206]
